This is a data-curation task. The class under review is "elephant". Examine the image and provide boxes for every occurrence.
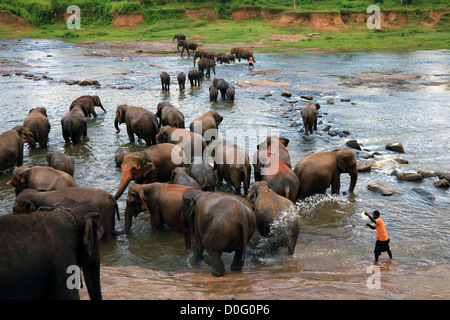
[212,78,229,100]
[12,187,120,241]
[61,104,88,145]
[226,54,236,63]
[172,33,186,43]
[216,55,230,64]
[47,150,75,176]
[181,189,256,277]
[23,107,50,148]
[171,167,201,189]
[209,85,218,102]
[253,150,299,203]
[197,57,216,79]
[230,47,255,62]
[0,126,35,173]
[156,125,206,160]
[114,143,187,200]
[114,104,159,145]
[178,40,198,57]
[301,102,320,135]
[226,86,235,102]
[155,102,185,129]
[177,72,186,91]
[189,110,223,142]
[7,165,78,196]
[204,139,251,196]
[115,148,126,167]
[254,136,292,181]
[160,71,170,92]
[246,181,300,255]
[215,51,227,61]
[0,200,103,300]
[118,182,193,235]
[188,156,216,191]
[69,95,105,118]
[193,49,215,66]
[188,69,203,87]
[293,147,358,200]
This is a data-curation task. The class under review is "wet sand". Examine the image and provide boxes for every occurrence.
[80,263,450,300]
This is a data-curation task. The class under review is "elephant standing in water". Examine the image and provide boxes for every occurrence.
[69,95,105,118]
[301,102,320,135]
[61,104,88,145]
[114,104,159,145]
[188,69,203,87]
[160,71,170,92]
[177,72,186,91]
[0,126,34,172]
[23,107,50,148]
[197,58,216,79]
[47,151,75,176]
[247,181,300,255]
[155,102,185,129]
[230,47,255,62]
[294,147,358,200]
[182,189,256,277]
[189,110,223,142]
[193,49,215,66]
[0,200,103,300]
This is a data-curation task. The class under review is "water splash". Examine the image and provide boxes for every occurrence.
[294,194,351,219]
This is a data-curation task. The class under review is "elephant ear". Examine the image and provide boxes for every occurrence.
[338,156,349,173]
[140,153,156,178]
[83,212,104,257]
[279,137,289,147]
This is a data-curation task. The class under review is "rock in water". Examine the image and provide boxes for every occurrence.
[327,97,334,104]
[357,161,372,172]
[281,91,292,97]
[433,179,450,188]
[368,183,400,196]
[386,142,405,153]
[346,139,361,150]
[392,170,424,181]
[411,187,435,201]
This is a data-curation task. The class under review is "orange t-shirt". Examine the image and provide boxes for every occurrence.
[249,57,253,63]
[374,217,389,241]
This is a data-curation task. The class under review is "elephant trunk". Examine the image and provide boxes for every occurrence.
[114,166,133,200]
[349,172,358,193]
[114,118,121,133]
[212,66,216,75]
[82,263,102,300]
[116,205,134,234]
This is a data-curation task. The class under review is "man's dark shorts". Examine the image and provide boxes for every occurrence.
[374,239,390,255]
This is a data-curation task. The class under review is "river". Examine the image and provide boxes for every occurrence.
[0,38,449,300]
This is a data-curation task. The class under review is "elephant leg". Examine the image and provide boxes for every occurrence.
[231,249,244,271]
[194,239,204,264]
[126,126,135,143]
[331,175,341,195]
[208,251,225,277]
[230,173,242,195]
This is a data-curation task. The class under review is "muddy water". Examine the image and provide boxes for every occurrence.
[0,39,449,299]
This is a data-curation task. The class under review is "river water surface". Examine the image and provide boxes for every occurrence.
[0,39,449,299]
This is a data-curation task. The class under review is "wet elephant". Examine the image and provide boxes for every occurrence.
[47,151,75,176]
[0,200,103,300]
[114,143,187,200]
[209,85,218,102]
[7,165,78,196]
[212,78,229,100]
[256,136,291,171]
[301,102,320,135]
[253,150,299,203]
[171,167,201,189]
[188,156,216,191]
[247,181,300,255]
[178,40,197,57]
[118,182,193,235]
[0,126,34,173]
[12,187,120,241]
[155,102,185,129]
[193,49,215,66]
[204,139,251,196]
[61,104,88,145]
[172,33,186,43]
[225,86,235,102]
[177,72,186,91]
[188,69,203,86]
[160,71,170,92]
[189,110,223,142]
[156,125,206,160]
[197,57,216,79]
[23,107,50,148]
[114,104,159,145]
[294,147,358,200]
[69,95,105,118]
[230,47,255,62]
[182,189,256,277]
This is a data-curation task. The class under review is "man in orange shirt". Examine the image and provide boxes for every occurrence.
[248,56,254,70]
[365,210,392,262]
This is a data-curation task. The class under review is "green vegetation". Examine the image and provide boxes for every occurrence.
[0,0,448,51]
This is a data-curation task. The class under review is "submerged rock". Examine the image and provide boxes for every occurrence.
[357,161,372,172]
[433,179,450,188]
[411,187,435,201]
[368,183,400,196]
[386,142,405,153]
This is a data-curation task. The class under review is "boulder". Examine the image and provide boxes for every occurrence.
[436,172,450,181]
[301,95,313,100]
[357,161,372,172]
[392,170,423,182]
[327,97,334,104]
[417,170,438,178]
[386,142,404,153]
[368,183,400,196]
[394,158,409,164]
[341,98,350,102]
[78,79,100,86]
[281,91,292,97]
[346,139,361,150]
[433,179,450,188]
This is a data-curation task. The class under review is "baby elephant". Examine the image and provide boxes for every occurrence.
[209,85,218,102]
[171,167,201,188]
[160,71,170,91]
[47,151,75,176]
[301,102,320,135]
[247,181,300,255]
[177,72,186,91]
[225,86,235,102]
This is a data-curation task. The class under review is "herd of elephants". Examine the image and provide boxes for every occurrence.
[0,33,359,300]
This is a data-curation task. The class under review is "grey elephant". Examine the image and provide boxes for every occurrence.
[0,200,103,300]
[171,167,201,188]
[226,86,235,102]
[61,104,88,145]
[177,72,186,91]
[212,78,229,100]
[188,69,203,86]
[197,57,216,79]
[155,102,185,129]
[209,85,218,102]
[0,126,35,172]
[7,165,78,196]
[188,156,216,191]
[300,102,320,135]
[247,181,300,255]
[182,189,256,277]
[193,49,215,66]
[172,33,186,43]
[160,71,170,91]
[189,110,223,141]
[230,47,255,62]
[69,95,105,118]
[47,151,75,176]
[114,104,159,145]
[23,107,50,148]
[12,187,120,241]
[178,39,198,57]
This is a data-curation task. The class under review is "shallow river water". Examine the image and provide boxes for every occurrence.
[0,39,449,298]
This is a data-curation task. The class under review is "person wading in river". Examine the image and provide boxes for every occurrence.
[248,56,254,71]
[365,210,392,262]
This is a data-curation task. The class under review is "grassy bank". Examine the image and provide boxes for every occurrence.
[0,0,449,51]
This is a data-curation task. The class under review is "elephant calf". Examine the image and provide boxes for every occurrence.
[182,189,256,277]
[23,107,50,148]
[177,72,186,91]
[47,151,75,176]
[188,156,216,191]
[171,167,201,189]
[301,102,320,135]
[160,71,170,92]
[0,126,34,172]
[247,181,300,255]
